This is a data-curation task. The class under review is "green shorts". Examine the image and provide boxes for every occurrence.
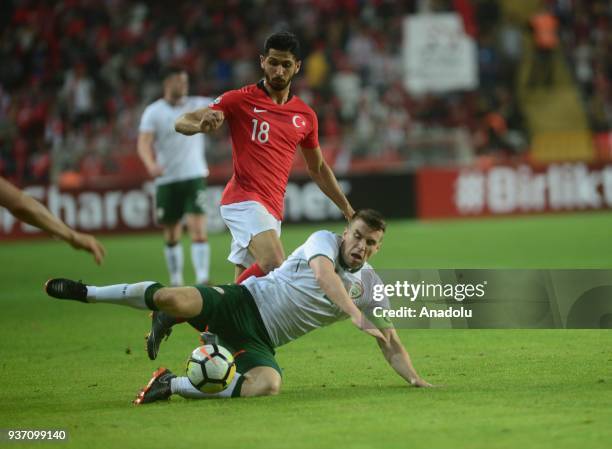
[155,178,207,225]
[190,284,281,376]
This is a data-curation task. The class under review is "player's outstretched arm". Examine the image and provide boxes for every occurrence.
[376,328,433,387]
[300,146,355,220]
[0,177,106,264]
[309,255,386,341]
[175,108,224,135]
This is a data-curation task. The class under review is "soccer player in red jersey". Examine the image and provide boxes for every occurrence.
[175,31,354,283]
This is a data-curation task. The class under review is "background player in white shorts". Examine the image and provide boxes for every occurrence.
[138,66,213,286]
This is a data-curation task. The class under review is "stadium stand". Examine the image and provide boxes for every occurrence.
[0,0,609,188]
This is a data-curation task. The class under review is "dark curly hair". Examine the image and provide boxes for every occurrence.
[263,31,301,60]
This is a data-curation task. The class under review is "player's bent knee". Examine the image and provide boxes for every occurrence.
[263,376,281,396]
[250,378,281,397]
[153,288,175,308]
[153,288,183,313]
[154,287,202,317]
[241,367,282,397]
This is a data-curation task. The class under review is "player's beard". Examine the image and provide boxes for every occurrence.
[266,73,293,91]
[169,87,187,103]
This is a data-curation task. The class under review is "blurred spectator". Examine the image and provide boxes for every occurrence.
[574,38,593,95]
[331,56,361,123]
[60,64,95,128]
[478,31,502,91]
[528,6,559,88]
[157,27,187,66]
[346,24,376,81]
[563,0,612,133]
[497,16,523,90]
[304,41,330,91]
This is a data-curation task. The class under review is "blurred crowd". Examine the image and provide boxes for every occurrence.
[1,0,606,187]
[562,0,612,132]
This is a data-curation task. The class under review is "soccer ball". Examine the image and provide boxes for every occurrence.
[186,344,236,393]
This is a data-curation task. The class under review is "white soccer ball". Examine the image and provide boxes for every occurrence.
[186,344,236,393]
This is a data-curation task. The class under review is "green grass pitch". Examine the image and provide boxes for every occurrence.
[1,213,611,449]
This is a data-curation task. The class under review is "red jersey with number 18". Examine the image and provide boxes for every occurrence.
[209,81,319,220]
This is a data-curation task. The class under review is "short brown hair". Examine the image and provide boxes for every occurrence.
[350,209,386,233]
[160,65,186,81]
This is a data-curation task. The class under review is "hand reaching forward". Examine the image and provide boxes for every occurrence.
[68,231,106,265]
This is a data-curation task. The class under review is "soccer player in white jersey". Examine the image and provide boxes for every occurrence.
[45,210,433,403]
[138,66,212,286]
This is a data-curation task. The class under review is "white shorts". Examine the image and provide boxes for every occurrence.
[220,201,281,267]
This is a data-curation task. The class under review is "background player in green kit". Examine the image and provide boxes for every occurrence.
[45,210,433,404]
[138,66,213,286]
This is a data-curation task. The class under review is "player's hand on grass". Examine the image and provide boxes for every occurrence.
[68,231,106,265]
[410,377,435,388]
[199,110,224,133]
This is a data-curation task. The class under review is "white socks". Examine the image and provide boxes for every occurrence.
[85,282,156,310]
[170,374,241,399]
[164,243,184,286]
[165,242,211,286]
[191,242,210,284]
